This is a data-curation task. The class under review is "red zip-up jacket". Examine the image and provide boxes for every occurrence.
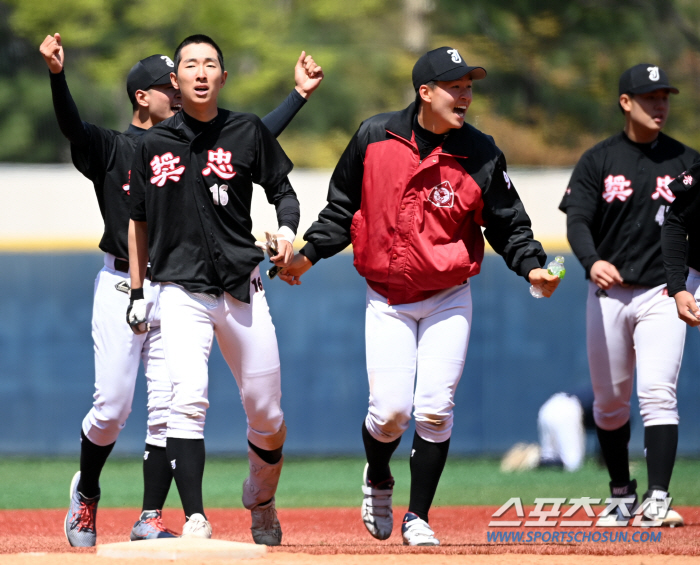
[301,103,546,305]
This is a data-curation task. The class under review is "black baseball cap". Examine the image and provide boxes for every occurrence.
[412,46,486,91]
[618,63,679,96]
[126,54,176,104]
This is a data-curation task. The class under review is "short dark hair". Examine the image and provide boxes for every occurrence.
[174,34,225,73]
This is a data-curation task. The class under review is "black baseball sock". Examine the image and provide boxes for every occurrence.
[408,433,450,522]
[596,421,631,485]
[644,424,678,492]
[142,444,173,512]
[166,438,206,519]
[78,430,114,498]
[248,440,283,465]
[361,420,401,485]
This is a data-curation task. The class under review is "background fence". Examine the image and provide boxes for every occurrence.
[1,250,698,457]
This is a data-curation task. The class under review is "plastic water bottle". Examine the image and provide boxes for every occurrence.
[530,256,566,298]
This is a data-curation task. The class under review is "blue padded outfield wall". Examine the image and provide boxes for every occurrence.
[0,252,699,456]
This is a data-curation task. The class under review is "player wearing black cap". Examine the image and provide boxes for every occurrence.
[280,46,559,545]
[40,32,322,545]
[560,63,698,527]
[128,34,301,543]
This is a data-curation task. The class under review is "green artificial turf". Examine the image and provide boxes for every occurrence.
[1,456,699,510]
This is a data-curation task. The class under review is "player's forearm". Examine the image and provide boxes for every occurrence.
[661,210,690,296]
[49,70,90,147]
[128,219,149,289]
[270,181,300,235]
[481,197,546,279]
[566,211,602,274]
[261,90,306,138]
[301,201,355,264]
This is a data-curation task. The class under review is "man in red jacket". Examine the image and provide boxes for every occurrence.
[280,46,560,545]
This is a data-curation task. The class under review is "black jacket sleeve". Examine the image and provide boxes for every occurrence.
[559,151,602,276]
[261,90,306,138]
[301,127,365,264]
[481,152,546,279]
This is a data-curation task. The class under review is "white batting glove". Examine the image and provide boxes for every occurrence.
[126,288,149,334]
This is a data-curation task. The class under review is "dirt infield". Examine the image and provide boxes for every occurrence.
[1,506,699,564]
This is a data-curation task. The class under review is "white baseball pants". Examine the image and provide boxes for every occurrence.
[364,282,472,444]
[586,281,685,430]
[83,254,171,447]
[538,392,585,472]
[159,266,285,450]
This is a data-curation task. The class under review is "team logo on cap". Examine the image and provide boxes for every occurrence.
[447,49,462,64]
[161,55,174,68]
[647,66,660,81]
[428,181,455,208]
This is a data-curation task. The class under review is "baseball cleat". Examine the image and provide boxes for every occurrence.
[596,479,637,527]
[659,508,684,527]
[249,497,282,545]
[64,471,100,547]
[180,513,212,539]
[130,509,177,541]
[361,463,394,540]
[401,512,440,546]
[638,490,684,527]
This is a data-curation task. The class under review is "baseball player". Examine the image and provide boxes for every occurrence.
[279,46,560,546]
[559,63,698,527]
[661,159,700,329]
[128,34,298,543]
[501,386,594,473]
[41,32,322,546]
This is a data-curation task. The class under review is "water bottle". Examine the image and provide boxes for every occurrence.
[530,256,566,298]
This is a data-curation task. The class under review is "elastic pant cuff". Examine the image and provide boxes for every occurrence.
[248,420,287,451]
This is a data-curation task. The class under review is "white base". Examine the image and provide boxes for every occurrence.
[96,537,267,560]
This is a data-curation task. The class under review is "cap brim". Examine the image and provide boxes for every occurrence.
[628,84,679,95]
[146,71,174,90]
[435,66,487,82]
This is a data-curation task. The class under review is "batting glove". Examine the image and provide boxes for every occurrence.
[126,287,149,335]
[255,231,283,279]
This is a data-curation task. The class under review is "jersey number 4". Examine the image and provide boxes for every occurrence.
[655,204,669,226]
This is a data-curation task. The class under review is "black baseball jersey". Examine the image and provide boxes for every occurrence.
[49,70,306,260]
[129,109,298,303]
[662,158,700,296]
[559,131,699,287]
